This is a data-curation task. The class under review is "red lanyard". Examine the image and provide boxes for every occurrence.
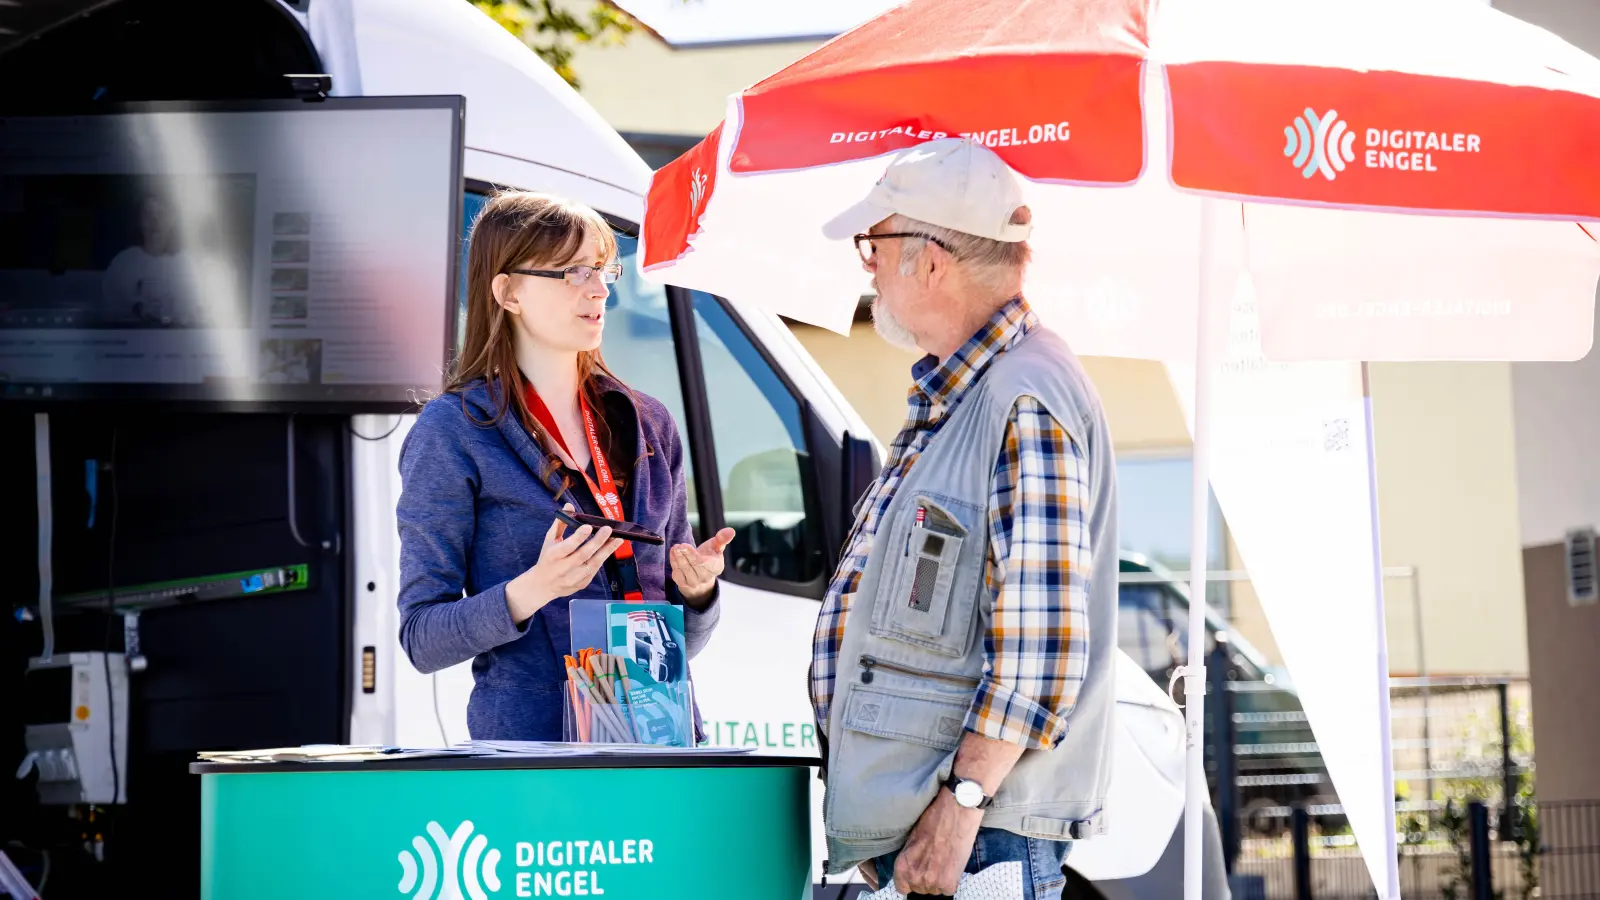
[524,385,644,602]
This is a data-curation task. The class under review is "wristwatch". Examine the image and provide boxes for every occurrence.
[944,774,994,810]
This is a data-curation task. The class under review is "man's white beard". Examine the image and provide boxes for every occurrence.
[871,296,921,352]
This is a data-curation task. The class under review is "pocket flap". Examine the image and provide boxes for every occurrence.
[842,685,969,751]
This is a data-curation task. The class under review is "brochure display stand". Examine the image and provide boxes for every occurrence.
[564,601,697,747]
[192,752,815,899]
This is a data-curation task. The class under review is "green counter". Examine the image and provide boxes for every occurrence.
[192,753,815,900]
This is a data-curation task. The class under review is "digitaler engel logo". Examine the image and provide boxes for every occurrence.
[1283,108,1356,181]
[398,820,503,900]
[689,167,708,215]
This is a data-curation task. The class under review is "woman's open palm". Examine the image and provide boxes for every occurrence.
[669,527,736,601]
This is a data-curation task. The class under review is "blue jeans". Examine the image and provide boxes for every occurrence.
[873,827,1074,900]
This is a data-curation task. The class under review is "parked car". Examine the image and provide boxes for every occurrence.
[1117,553,1337,837]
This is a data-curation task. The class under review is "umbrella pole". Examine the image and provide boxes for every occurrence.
[1183,198,1221,900]
[1362,362,1403,900]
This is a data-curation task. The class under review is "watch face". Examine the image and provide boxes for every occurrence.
[954,780,985,808]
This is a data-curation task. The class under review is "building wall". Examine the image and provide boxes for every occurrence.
[1497,0,1600,550]
[1512,321,1600,547]
[1522,542,1600,802]
[565,24,812,136]
[1491,0,1600,52]
[1368,362,1528,676]
[1493,0,1600,809]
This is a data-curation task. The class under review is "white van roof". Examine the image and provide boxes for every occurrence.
[322,0,653,219]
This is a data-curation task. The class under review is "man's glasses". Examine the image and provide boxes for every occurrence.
[852,232,953,266]
[507,263,623,286]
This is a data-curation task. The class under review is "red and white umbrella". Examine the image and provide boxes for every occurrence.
[639,1,1600,898]
[644,0,1599,360]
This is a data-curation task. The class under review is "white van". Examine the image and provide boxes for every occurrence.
[323,5,1229,897]
[3,1,1225,897]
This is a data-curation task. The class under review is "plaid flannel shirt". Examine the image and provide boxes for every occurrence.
[810,297,1091,751]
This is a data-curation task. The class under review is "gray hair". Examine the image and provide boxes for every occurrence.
[891,213,1031,295]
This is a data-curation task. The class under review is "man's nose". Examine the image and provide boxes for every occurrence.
[861,255,878,275]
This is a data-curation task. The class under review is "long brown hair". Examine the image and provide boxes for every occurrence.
[447,189,631,495]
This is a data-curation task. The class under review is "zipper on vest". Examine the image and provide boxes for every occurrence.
[859,655,980,687]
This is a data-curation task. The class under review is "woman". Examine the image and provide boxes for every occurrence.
[396,190,734,741]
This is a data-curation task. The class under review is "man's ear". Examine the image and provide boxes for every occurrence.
[491,273,517,314]
[921,241,945,289]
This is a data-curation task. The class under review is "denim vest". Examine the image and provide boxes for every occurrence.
[823,327,1119,873]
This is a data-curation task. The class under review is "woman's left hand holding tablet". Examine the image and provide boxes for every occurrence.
[506,504,624,624]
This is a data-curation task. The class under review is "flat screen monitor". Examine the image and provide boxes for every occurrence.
[0,96,463,410]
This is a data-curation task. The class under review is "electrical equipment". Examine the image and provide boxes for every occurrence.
[51,564,310,614]
[16,652,129,805]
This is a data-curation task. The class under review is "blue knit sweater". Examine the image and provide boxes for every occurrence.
[395,376,719,741]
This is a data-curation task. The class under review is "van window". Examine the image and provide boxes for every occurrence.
[689,292,824,587]
[456,189,491,356]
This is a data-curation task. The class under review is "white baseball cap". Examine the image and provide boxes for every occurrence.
[822,138,1032,243]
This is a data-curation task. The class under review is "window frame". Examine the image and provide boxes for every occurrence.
[666,286,831,600]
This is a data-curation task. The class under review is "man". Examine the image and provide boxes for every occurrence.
[103,194,189,325]
[810,137,1119,900]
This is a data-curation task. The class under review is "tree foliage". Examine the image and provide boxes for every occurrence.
[471,1,635,89]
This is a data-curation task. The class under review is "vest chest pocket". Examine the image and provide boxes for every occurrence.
[873,494,981,657]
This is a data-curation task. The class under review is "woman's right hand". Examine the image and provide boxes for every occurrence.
[506,505,624,624]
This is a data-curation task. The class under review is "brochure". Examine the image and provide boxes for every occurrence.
[605,603,695,747]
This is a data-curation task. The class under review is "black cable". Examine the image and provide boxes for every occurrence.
[348,416,403,442]
[102,427,121,808]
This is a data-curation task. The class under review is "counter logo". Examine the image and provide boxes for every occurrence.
[398,820,503,900]
[1284,108,1355,181]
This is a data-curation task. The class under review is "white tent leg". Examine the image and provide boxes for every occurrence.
[1362,362,1404,900]
[1183,198,1220,900]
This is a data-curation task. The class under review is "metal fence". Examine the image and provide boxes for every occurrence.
[1541,800,1600,899]
[1212,672,1600,899]
[1228,800,1600,900]
[1231,803,1529,900]
[1214,676,1532,837]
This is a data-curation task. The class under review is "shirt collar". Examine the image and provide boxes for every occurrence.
[909,295,1036,408]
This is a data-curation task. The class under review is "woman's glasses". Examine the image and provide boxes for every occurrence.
[507,262,623,286]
